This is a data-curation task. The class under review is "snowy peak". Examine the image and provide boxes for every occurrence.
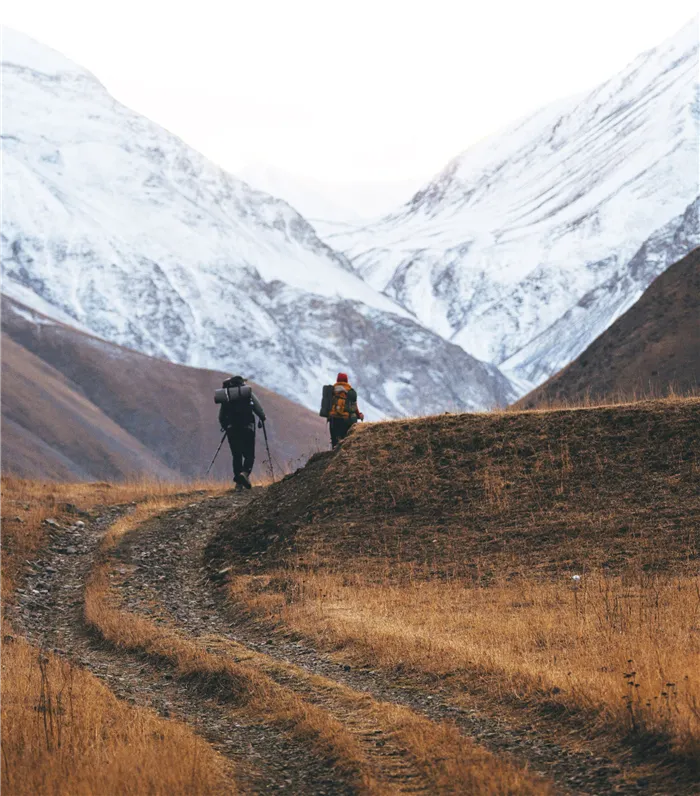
[413,16,699,220]
[329,18,699,388]
[1,25,97,82]
[1,26,515,419]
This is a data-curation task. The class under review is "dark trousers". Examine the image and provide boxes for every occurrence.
[330,417,352,448]
[226,425,255,477]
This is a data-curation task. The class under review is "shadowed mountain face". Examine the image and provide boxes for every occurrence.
[1,333,181,481]
[2,297,327,481]
[518,248,700,407]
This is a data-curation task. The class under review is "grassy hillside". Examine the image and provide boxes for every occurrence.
[208,398,700,777]
[1,477,236,794]
[520,248,700,408]
[2,297,327,480]
[210,397,699,576]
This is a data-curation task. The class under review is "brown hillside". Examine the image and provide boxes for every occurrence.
[2,298,327,480]
[519,247,700,407]
[208,398,700,576]
[1,335,179,481]
[207,399,700,784]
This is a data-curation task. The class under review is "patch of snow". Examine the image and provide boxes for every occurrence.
[5,302,57,326]
[1,25,95,80]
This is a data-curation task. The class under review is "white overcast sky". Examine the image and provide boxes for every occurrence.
[1,0,697,204]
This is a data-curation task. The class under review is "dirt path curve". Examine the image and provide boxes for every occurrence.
[10,489,682,795]
[8,496,355,795]
[120,491,663,796]
[116,498,468,795]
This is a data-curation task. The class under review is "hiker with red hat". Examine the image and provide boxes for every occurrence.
[319,372,364,448]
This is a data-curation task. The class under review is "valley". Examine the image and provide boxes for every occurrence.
[2,14,699,796]
[4,398,698,794]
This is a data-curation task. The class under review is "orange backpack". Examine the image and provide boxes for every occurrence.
[329,383,357,419]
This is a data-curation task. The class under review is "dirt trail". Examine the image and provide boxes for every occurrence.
[9,488,686,795]
[9,496,353,794]
[119,492,674,796]
[114,497,492,795]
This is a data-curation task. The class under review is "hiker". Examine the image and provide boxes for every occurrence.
[218,375,266,489]
[325,372,364,448]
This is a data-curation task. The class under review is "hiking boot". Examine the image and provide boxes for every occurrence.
[239,470,252,490]
[234,483,244,492]
[233,472,244,486]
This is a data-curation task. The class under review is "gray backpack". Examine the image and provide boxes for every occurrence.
[215,384,253,418]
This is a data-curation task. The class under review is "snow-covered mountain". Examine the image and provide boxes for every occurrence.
[1,27,515,419]
[327,19,700,386]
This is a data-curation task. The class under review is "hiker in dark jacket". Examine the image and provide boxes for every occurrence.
[328,372,364,448]
[218,375,266,489]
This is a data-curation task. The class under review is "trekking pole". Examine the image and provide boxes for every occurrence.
[261,421,275,483]
[205,431,227,476]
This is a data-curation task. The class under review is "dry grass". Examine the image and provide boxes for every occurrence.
[86,499,550,794]
[211,397,700,780]
[84,499,380,794]
[1,475,229,600]
[378,701,549,795]
[233,568,700,759]
[1,479,234,796]
[1,631,232,795]
[215,398,700,578]
[511,386,700,413]
[198,632,552,795]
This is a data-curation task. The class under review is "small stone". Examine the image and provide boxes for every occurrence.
[44,518,60,528]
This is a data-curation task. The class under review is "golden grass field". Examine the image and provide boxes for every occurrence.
[214,397,700,772]
[1,478,232,796]
[3,397,699,793]
[82,497,547,794]
[232,567,700,758]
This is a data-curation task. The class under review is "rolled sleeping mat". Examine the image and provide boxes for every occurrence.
[214,385,253,404]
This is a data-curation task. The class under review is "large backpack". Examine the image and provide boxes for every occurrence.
[329,385,357,420]
[215,384,254,422]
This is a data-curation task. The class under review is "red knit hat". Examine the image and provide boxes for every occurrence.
[337,372,349,383]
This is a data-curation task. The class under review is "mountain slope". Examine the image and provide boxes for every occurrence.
[1,26,515,417]
[2,297,327,480]
[1,333,181,481]
[518,247,700,406]
[328,19,699,387]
